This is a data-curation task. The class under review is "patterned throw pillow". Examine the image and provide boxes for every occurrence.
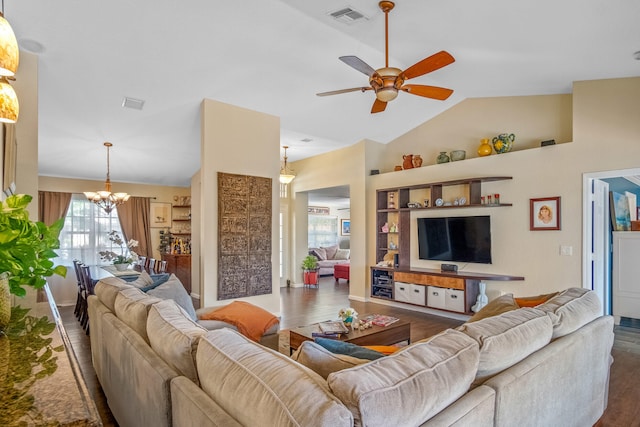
[309,248,327,261]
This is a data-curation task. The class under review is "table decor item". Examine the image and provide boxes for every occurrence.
[338,307,358,328]
[436,152,450,163]
[0,194,67,329]
[491,133,515,154]
[412,155,423,167]
[99,230,138,270]
[450,150,466,161]
[477,138,493,156]
[402,154,414,169]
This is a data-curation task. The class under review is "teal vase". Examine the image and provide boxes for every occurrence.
[436,152,450,164]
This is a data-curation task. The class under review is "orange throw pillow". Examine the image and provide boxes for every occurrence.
[514,292,559,308]
[363,345,401,355]
[199,301,279,342]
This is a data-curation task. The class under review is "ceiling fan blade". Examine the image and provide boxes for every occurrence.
[401,84,454,101]
[371,99,387,114]
[317,87,371,97]
[402,51,455,80]
[339,56,376,77]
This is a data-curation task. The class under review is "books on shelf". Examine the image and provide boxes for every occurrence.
[318,320,349,334]
[361,314,400,327]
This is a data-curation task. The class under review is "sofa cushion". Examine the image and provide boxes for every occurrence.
[292,341,370,379]
[334,248,350,260]
[147,299,207,384]
[322,244,339,260]
[198,300,279,342]
[309,247,327,261]
[147,274,197,321]
[458,307,553,383]
[327,328,480,427]
[197,329,353,426]
[468,294,519,322]
[114,287,162,344]
[314,337,385,361]
[94,277,135,312]
[535,287,601,339]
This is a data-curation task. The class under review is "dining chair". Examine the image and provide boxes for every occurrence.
[156,260,167,273]
[72,260,84,320]
[138,256,147,270]
[148,258,156,273]
[80,264,96,334]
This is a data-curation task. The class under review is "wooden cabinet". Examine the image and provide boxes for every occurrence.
[162,254,192,294]
[376,176,513,267]
[370,266,523,315]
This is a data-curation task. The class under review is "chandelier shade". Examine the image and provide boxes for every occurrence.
[84,142,130,214]
[0,75,18,123]
[0,12,19,77]
[279,145,295,184]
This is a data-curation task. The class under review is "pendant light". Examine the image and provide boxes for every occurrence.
[0,1,19,123]
[84,142,130,214]
[279,145,295,184]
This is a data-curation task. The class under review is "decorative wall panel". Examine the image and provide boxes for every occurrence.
[218,172,272,299]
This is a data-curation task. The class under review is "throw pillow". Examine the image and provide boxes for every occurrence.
[198,300,279,342]
[514,292,559,308]
[313,337,385,361]
[309,248,327,261]
[147,274,197,321]
[292,341,370,379]
[334,249,350,260]
[322,244,339,260]
[125,270,154,288]
[140,273,171,292]
[467,293,519,323]
[362,345,400,355]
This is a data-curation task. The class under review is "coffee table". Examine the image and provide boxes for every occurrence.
[288,317,411,355]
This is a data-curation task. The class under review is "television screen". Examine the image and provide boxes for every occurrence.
[417,216,492,264]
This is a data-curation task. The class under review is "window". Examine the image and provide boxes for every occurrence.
[56,194,126,266]
[308,215,338,248]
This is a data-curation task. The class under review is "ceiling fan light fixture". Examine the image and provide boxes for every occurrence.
[376,87,398,102]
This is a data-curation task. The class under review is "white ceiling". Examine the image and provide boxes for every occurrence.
[8,0,640,187]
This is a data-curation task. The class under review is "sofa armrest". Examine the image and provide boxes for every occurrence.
[171,377,243,427]
[420,385,495,427]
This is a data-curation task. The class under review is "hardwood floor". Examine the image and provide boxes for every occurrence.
[60,276,640,427]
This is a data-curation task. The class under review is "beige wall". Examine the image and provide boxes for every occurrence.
[199,99,280,313]
[293,77,640,302]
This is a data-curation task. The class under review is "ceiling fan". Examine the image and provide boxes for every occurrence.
[317,1,455,114]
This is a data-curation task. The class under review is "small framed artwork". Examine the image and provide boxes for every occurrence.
[530,197,561,231]
[341,219,351,236]
[308,206,330,215]
[609,191,631,231]
[151,202,172,228]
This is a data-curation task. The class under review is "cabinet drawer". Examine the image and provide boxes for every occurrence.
[445,288,465,312]
[394,272,464,290]
[427,286,446,310]
[408,284,426,305]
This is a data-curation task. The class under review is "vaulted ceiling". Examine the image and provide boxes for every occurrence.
[8,0,640,186]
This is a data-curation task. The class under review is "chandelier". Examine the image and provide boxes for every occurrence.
[279,145,295,184]
[84,142,130,214]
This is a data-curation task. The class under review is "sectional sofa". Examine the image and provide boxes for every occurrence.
[88,279,613,427]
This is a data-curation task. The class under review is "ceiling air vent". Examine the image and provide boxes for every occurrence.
[122,97,145,110]
[328,7,368,24]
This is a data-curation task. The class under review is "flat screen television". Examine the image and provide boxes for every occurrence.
[417,215,492,264]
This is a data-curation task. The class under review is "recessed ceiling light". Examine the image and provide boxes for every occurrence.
[634,51,640,60]
[122,97,145,110]
[18,39,45,54]
[301,138,313,143]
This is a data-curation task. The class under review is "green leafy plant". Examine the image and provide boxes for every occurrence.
[301,255,318,271]
[0,194,67,297]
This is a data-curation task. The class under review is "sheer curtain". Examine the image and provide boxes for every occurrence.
[38,191,72,225]
[116,196,153,258]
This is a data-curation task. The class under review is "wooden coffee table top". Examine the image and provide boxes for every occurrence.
[288,317,411,354]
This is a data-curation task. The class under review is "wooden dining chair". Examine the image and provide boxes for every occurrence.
[148,258,156,273]
[156,260,167,273]
[138,256,147,270]
[72,260,85,320]
[80,264,96,334]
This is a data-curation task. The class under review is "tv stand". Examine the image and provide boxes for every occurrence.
[371,266,524,315]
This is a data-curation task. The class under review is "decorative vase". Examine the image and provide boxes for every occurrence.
[0,273,11,330]
[491,133,515,154]
[436,152,450,164]
[402,154,414,169]
[343,316,353,328]
[450,150,466,161]
[478,138,492,156]
[114,263,129,271]
[394,165,403,171]
[412,155,423,168]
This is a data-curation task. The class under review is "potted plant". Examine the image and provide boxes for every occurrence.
[0,194,67,329]
[301,255,319,286]
[99,230,138,271]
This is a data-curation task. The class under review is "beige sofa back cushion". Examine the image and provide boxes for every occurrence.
[94,277,134,312]
[327,329,479,427]
[114,287,162,344]
[147,299,208,384]
[196,328,353,427]
[458,307,553,382]
[535,287,601,339]
[291,341,370,379]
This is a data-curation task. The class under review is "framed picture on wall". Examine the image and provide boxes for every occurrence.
[609,191,631,231]
[530,197,561,230]
[151,202,172,228]
[341,219,351,236]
